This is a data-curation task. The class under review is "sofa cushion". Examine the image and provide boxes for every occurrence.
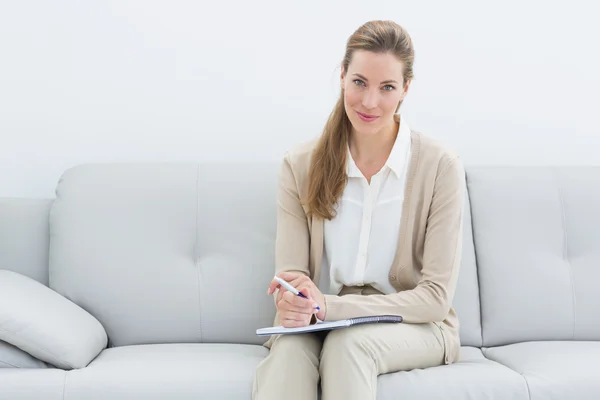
[191,163,280,344]
[0,270,107,370]
[484,341,600,400]
[0,368,66,400]
[451,188,482,347]
[49,163,279,347]
[0,340,49,368]
[49,164,202,348]
[63,343,268,399]
[377,346,528,399]
[467,167,600,346]
[0,198,52,285]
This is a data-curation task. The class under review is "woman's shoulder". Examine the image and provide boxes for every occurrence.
[412,131,464,176]
[284,137,319,163]
[280,137,320,179]
[275,137,320,197]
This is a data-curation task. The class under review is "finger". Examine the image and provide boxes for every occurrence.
[277,300,319,316]
[282,290,312,306]
[279,309,309,321]
[288,274,309,287]
[278,302,317,315]
[268,272,304,294]
[276,271,307,283]
[276,275,311,298]
[267,279,281,295]
[296,285,321,308]
[283,291,318,311]
[281,315,311,328]
[267,282,302,300]
[277,293,302,313]
[275,288,284,305]
[297,287,311,299]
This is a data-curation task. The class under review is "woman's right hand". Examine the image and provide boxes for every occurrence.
[275,286,319,328]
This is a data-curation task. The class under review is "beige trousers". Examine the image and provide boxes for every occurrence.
[252,287,445,400]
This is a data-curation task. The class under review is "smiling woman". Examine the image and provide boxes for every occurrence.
[253,20,465,400]
[343,52,409,132]
[306,22,415,219]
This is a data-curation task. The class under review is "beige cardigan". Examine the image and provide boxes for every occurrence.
[269,118,465,365]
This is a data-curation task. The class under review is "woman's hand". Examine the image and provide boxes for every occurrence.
[268,272,327,325]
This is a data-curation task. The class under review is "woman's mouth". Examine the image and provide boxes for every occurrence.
[356,111,379,122]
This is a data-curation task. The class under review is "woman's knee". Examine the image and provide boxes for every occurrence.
[269,333,323,362]
[320,328,373,367]
[319,328,377,398]
[254,334,323,400]
[256,334,322,383]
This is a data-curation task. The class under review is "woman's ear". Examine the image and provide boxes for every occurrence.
[398,81,410,103]
[396,80,412,112]
[399,80,412,101]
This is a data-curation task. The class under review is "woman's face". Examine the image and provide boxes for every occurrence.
[341,50,410,137]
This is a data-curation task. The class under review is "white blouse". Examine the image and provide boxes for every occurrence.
[318,115,412,295]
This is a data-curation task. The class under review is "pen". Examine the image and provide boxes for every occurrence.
[273,276,321,311]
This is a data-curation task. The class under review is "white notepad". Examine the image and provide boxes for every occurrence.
[256,315,403,336]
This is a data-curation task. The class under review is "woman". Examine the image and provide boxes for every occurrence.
[253,20,465,400]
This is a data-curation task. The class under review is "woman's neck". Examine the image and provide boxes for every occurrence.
[349,120,399,167]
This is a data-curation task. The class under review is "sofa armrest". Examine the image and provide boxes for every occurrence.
[0,269,107,370]
[0,339,49,368]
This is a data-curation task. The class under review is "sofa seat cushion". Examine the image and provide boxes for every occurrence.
[484,341,600,400]
[377,347,529,400]
[63,343,268,399]
[0,368,66,400]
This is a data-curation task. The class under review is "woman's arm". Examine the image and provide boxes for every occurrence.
[273,152,311,278]
[323,157,465,323]
[266,152,322,327]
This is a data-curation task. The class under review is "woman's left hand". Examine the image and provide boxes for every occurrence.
[268,272,327,321]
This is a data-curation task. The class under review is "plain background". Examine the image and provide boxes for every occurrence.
[1,0,598,198]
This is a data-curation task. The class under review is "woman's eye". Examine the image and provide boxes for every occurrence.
[383,85,395,91]
[353,79,366,86]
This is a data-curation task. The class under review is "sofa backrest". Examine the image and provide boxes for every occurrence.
[5,164,598,351]
[467,167,600,347]
[451,190,483,348]
[0,198,52,285]
[43,162,484,348]
[48,163,278,347]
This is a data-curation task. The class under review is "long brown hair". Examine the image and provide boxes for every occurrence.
[304,20,415,220]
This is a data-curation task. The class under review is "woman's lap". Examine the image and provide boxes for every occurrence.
[268,320,445,373]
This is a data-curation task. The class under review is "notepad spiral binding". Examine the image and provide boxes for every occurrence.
[348,315,403,325]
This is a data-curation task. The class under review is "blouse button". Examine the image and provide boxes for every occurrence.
[390,274,397,281]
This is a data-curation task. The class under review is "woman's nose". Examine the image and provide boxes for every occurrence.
[361,89,379,110]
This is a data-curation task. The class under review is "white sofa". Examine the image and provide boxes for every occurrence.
[1,162,599,399]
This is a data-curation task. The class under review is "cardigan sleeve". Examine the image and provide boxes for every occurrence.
[271,153,320,326]
[274,152,311,278]
[323,157,465,323]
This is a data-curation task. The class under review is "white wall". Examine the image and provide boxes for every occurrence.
[1,0,599,198]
